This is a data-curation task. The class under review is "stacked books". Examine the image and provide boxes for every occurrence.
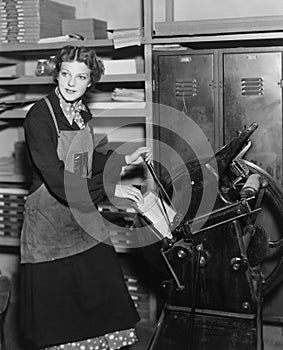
[0,0,75,44]
[62,18,108,40]
[0,187,28,238]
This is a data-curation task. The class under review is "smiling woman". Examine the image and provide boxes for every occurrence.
[53,46,105,89]
[57,61,91,101]
[20,45,151,350]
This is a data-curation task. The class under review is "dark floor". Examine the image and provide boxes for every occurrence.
[4,302,283,350]
[130,323,283,350]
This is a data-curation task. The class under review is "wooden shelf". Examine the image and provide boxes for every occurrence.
[91,109,146,118]
[0,73,146,85]
[0,39,114,53]
[0,108,146,119]
[101,73,146,82]
[89,101,146,117]
[0,236,19,247]
[0,102,146,119]
[0,174,29,183]
[0,76,54,85]
[0,110,27,119]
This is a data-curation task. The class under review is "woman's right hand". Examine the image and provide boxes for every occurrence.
[114,184,143,204]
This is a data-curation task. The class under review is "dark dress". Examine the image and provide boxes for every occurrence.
[20,89,140,347]
[20,242,139,347]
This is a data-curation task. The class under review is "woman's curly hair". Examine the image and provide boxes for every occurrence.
[53,45,105,85]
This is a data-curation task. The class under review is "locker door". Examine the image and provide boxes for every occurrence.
[154,51,216,172]
[223,50,283,188]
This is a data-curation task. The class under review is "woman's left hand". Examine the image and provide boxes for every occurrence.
[125,146,152,165]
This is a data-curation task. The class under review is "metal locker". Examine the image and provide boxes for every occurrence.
[153,50,217,174]
[223,49,283,188]
[223,48,283,324]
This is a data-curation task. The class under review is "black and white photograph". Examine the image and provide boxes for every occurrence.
[0,1,283,349]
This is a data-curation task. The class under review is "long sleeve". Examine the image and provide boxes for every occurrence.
[24,96,125,206]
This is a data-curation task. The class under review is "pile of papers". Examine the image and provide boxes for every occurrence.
[111,27,143,49]
[112,88,145,102]
[136,191,176,239]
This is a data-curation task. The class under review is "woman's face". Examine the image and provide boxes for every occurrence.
[57,61,91,102]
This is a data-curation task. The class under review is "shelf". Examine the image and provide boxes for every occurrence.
[0,102,146,119]
[0,174,29,183]
[0,109,146,120]
[0,109,29,119]
[89,101,146,117]
[101,73,145,82]
[0,76,53,85]
[0,73,146,85]
[0,236,19,247]
[0,110,26,119]
[144,31,283,45]
[91,109,146,118]
[0,39,114,53]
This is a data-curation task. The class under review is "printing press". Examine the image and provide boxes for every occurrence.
[136,123,283,350]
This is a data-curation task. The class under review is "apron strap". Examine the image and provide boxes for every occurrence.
[43,96,60,137]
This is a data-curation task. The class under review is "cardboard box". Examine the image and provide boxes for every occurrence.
[62,18,108,40]
[103,59,137,75]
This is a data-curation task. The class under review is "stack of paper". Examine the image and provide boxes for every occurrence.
[136,191,176,239]
[0,0,75,44]
[84,91,113,103]
[112,88,145,102]
[111,27,144,49]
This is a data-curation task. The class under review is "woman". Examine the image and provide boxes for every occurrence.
[20,45,151,350]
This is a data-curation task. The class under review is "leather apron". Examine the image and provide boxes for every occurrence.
[21,97,108,264]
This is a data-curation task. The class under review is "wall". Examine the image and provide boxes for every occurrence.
[56,0,143,29]
[173,0,283,21]
[55,0,283,28]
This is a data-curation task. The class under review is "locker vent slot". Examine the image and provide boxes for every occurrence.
[241,78,264,96]
[175,79,197,97]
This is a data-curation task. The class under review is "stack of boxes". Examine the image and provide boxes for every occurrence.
[0,0,75,44]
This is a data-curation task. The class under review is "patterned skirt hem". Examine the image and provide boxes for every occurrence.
[43,327,138,350]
